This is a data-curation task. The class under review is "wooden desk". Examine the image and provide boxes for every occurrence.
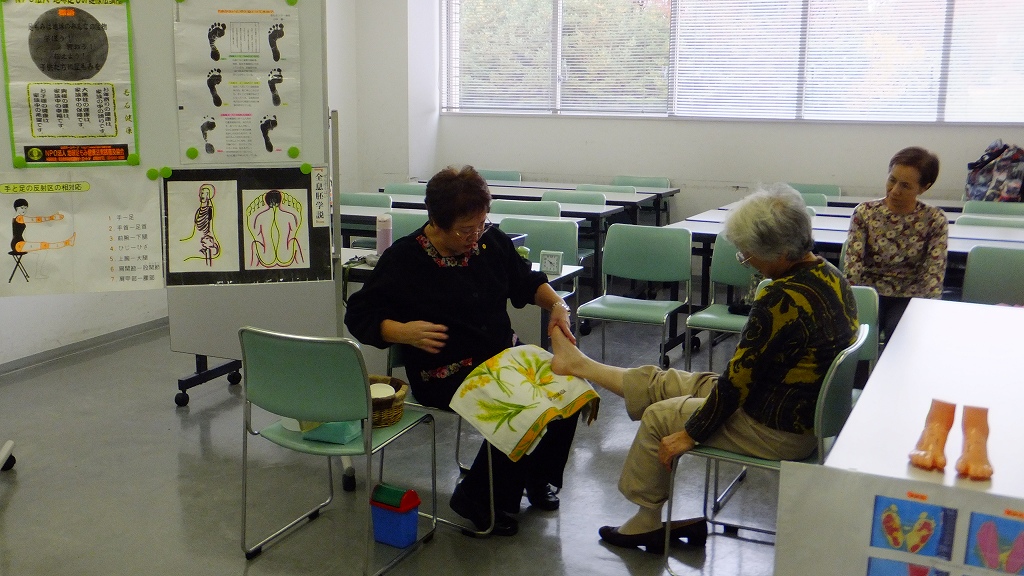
[826,298,1024,499]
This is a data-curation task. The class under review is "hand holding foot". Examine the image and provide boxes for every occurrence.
[909,399,954,472]
[955,405,993,480]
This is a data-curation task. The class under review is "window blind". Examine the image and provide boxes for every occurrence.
[442,0,1024,123]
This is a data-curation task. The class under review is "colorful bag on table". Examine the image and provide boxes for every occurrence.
[965,139,1024,202]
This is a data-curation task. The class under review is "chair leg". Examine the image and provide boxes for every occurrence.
[684,327,693,370]
[454,417,472,474]
[434,443,496,537]
[600,320,607,361]
[241,432,335,560]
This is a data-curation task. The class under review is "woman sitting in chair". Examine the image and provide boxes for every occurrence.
[548,184,859,551]
[843,147,946,341]
[345,165,577,537]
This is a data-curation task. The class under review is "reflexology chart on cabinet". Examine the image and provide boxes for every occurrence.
[776,463,1024,576]
[172,0,301,164]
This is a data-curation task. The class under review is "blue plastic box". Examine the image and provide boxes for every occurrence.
[370,485,420,548]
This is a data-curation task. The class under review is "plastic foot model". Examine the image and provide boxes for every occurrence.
[908,399,954,472]
[955,405,993,481]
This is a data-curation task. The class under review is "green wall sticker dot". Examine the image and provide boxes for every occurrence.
[300,163,312,174]
[12,156,26,168]
[160,167,172,179]
[186,147,199,160]
[146,168,159,180]
[288,146,300,159]
[287,0,298,6]
[127,153,140,166]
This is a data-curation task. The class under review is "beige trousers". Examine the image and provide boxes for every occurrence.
[617,366,816,510]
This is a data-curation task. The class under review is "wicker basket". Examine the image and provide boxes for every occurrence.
[369,375,408,428]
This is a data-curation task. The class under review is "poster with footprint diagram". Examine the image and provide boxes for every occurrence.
[173,0,301,164]
[871,496,957,561]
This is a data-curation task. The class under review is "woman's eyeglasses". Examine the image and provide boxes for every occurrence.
[735,251,754,266]
[452,221,493,240]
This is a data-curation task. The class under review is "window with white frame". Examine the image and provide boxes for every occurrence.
[441,0,1024,123]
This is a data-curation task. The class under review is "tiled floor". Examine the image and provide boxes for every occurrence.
[0,317,778,576]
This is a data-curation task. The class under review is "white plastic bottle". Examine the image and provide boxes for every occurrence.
[376,213,393,255]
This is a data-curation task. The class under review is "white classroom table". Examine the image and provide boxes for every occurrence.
[826,298,1024,500]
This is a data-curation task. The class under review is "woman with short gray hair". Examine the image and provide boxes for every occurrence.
[548,183,859,553]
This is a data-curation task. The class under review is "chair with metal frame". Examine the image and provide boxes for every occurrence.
[490,199,561,217]
[340,193,393,249]
[0,439,14,471]
[613,175,672,224]
[962,200,1024,216]
[684,234,759,371]
[387,211,428,240]
[383,182,428,196]
[498,216,581,337]
[788,183,841,197]
[799,192,829,207]
[577,223,692,368]
[238,327,437,574]
[476,169,522,182]
[385,345,498,537]
[962,245,1024,305]
[8,251,28,283]
[663,324,868,571]
[541,189,604,297]
[954,214,1024,229]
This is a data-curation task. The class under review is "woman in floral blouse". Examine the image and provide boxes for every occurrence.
[844,147,947,341]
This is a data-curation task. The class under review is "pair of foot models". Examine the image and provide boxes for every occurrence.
[909,399,993,480]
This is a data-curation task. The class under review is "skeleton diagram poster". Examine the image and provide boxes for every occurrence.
[0,0,140,167]
[163,166,330,286]
[172,0,301,164]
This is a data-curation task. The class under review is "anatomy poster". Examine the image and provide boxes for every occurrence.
[0,0,140,167]
[172,0,301,164]
[163,167,329,287]
[0,170,162,296]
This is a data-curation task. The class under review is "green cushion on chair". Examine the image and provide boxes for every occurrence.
[577,295,686,324]
[685,304,750,333]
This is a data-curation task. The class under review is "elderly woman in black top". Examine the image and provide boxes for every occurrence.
[345,165,576,537]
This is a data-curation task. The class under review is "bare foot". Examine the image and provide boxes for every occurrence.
[955,405,993,480]
[909,399,954,471]
[549,329,584,377]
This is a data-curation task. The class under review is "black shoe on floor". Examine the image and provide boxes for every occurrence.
[450,484,518,537]
[525,483,560,511]
[598,518,707,554]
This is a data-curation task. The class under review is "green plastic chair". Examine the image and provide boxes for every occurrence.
[612,175,671,189]
[238,327,436,573]
[963,200,1024,216]
[383,182,428,196]
[613,175,672,224]
[800,192,829,206]
[576,183,636,195]
[788,183,841,197]
[541,189,606,206]
[476,169,522,182]
[954,214,1024,229]
[498,216,581,332]
[388,210,428,240]
[340,193,392,249]
[962,245,1024,305]
[577,224,692,367]
[490,199,561,217]
[851,286,880,371]
[684,234,758,371]
[663,324,868,559]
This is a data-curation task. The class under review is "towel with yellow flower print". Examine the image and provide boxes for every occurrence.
[449,345,600,462]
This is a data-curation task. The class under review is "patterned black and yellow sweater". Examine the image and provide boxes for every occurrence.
[685,257,859,441]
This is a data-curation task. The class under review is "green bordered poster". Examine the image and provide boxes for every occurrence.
[0,0,140,168]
